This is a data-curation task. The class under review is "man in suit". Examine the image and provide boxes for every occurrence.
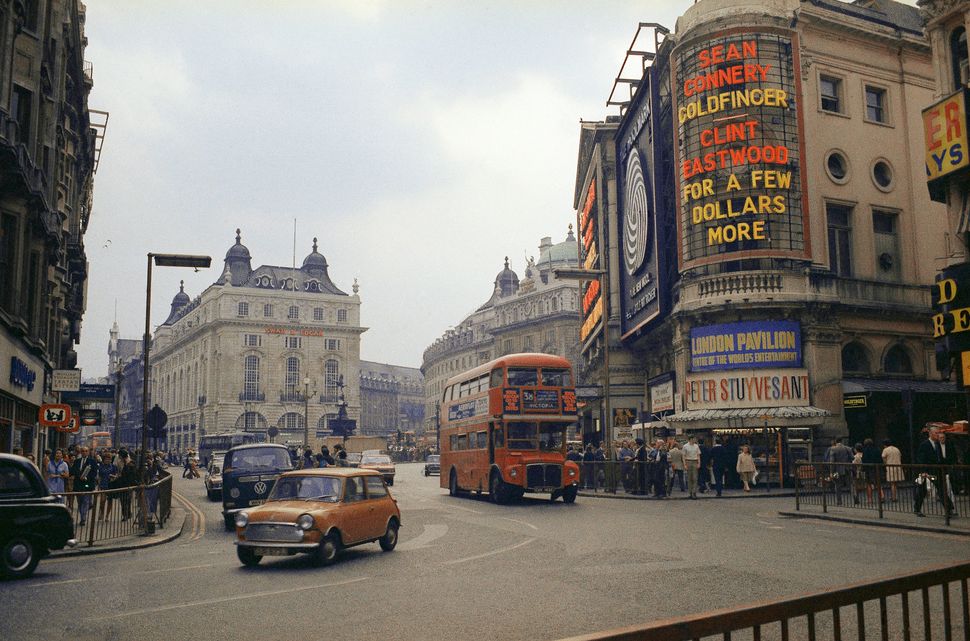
[710,437,730,497]
[914,427,956,517]
[697,438,711,493]
[71,446,98,525]
[823,437,854,505]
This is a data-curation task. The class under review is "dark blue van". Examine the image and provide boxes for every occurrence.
[221,443,293,530]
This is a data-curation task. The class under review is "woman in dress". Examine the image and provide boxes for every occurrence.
[46,449,70,503]
[881,438,904,502]
[736,445,757,492]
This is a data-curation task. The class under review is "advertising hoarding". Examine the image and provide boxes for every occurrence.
[51,369,81,392]
[923,89,970,185]
[690,320,801,371]
[617,65,665,339]
[649,378,674,413]
[579,178,603,343]
[685,368,810,410]
[673,31,809,269]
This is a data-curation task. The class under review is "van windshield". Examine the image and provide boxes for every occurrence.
[225,447,292,471]
[270,475,341,502]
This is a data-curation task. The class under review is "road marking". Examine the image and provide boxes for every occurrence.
[172,490,207,541]
[398,524,449,551]
[767,526,785,530]
[443,538,535,565]
[503,517,538,531]
[444,502,482,515]
[26,562,223,588]
[91,576,369,620]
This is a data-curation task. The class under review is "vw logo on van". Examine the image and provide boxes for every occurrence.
[253,481,267,495]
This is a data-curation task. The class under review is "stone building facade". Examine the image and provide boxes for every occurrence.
[421,230,582,433]
[0,1,105,456]
[148,231,365,452]
[576,0,958,465]
[358,361,424,437]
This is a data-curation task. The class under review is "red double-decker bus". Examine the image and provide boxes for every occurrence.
[438,353,580,503]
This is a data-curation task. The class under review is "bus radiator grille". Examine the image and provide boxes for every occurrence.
[526,464,561,489]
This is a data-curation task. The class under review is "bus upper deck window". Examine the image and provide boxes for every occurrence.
[490,369,504,388]
[540,368,572,387]
[507,368,538,386]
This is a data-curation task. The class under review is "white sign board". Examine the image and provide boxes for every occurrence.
[51,369,81,392]
[649,379,674,413]
[685,368,811,410]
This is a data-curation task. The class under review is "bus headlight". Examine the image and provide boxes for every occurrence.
[568,468,576,477]
[509,468,517,478]
[235,512,249,528]
[297,514,314,530]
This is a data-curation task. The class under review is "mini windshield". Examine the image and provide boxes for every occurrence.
[362,455,392,465]
[269,475,342,502]
[506,422,568,451]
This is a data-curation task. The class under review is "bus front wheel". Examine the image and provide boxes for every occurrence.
[490,474,509,505]
[562,485,578,504]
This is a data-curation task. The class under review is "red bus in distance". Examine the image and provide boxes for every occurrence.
[439,353,580,504]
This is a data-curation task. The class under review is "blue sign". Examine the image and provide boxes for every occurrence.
[61,383,116,402]
[690,321,801,371]
[522,389,559,411]
[9,357,36,392]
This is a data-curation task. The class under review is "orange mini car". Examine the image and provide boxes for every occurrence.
[233,468,401,567]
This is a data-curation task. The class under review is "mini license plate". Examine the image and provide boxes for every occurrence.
[251,547,288,556]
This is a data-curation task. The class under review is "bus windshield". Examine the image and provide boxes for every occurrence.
[506,422,569,451]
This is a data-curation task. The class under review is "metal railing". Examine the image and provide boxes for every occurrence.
[794,462,970,527]
[576,460,778,496]
[54,473,173,546]
[560,560,970,641]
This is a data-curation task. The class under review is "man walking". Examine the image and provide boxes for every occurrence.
[914,427,956,517]
[682,435,701,499]
[667,441,685,494]
[823,437,853,505]
[71,446,98,525]
[711,437,729,497]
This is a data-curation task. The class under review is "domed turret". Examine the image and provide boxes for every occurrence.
[222,229,252,286]
[301,237,329,274]
[162,281,191,325]
[494,256,519,297]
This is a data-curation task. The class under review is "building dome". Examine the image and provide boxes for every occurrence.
[225,228,251,261]
[539,225,579,266]
[494,256,519,297]
[222,228,253,286]
[162,281,191,325]
[301,237,329,272]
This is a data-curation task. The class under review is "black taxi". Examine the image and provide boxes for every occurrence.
[221,444,292,530]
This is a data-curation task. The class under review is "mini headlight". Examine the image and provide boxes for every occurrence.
[234,512,249,528]
[297,514,314,530]
[509,468,517,478]
[568,468,576,476]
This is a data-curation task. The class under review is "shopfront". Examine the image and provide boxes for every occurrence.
[0,332,45,458]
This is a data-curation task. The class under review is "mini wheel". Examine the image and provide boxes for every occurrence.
[314,533,340,565]
[379,521,399,552]
[236,546,262,567]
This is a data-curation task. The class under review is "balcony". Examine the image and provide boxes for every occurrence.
[279,392,305,403]
[238,392,265,402]
[676,269,930,314]
[319,393,339,404]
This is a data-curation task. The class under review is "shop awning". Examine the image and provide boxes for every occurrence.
[665,406,829,430]
[841,378,960,394]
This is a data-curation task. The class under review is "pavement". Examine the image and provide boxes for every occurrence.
[49,505,188,557]
[579,485,795,500]
[780,503,970,536]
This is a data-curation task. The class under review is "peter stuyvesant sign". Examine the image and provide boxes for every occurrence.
[685,368,810,410]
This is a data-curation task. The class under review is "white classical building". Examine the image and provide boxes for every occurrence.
[150,230,365,452]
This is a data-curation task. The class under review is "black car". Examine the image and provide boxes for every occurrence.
[0,454,76,578]
[424,454,440,477]
[221,444,293,530]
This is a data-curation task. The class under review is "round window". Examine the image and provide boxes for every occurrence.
[826,151,848,182]
[872,160,893,190]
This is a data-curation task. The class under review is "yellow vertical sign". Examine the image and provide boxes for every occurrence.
[961,351,970,387]
[924,89,970,182]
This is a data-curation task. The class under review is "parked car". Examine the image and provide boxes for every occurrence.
[221,443,293,531]
[359,453,396,485]
[233,468,401,567]
[205,452,226,501]
[0,454,77,578]
[424,454,440,477]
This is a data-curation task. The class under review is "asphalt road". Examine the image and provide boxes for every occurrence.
[2,463,968,641]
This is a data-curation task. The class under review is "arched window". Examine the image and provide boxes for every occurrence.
[885,345,913,374]
[841,342,870,375]
[952,26,968,89]
[244,355,260,397]
[278,412,305,432]
[285,357,300,393]
[325,359,340,401]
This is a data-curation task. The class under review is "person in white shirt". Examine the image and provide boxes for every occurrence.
[682,436,701,499]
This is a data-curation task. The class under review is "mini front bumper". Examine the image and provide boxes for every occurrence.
[234,540,319,551]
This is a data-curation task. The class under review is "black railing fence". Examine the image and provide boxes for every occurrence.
[559,560,970,641]
[55,473,173,546]
[576,460,779,496]
[795,462,970,526]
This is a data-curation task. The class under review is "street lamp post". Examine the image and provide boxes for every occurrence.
[140,252,211,480]
[303,376,316,451]
[554,267,611,458]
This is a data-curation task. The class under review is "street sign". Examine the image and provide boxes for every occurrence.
[146,405,168,430]
[61,384,115,402]
[51,369,81,392]
[267,426,279,439]
[39,404,72,427]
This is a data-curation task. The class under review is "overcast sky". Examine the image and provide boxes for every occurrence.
[77,0,918,378]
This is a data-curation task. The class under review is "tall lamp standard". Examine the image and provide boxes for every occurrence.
[141,253,212,479]
[553,267,611,457]
[303,376,316,452]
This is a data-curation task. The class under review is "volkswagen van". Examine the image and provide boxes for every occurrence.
[221,443,293,530]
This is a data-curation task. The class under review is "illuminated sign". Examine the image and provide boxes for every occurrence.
[923,89,970,184]
[9,357,36,392]
[685,368,810,410]
[673,31,808,269]
[617,64,666,339]
[932,262,970,353]
[579,177,603,343]
[690,321,801,371]
[843,395,868,409]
